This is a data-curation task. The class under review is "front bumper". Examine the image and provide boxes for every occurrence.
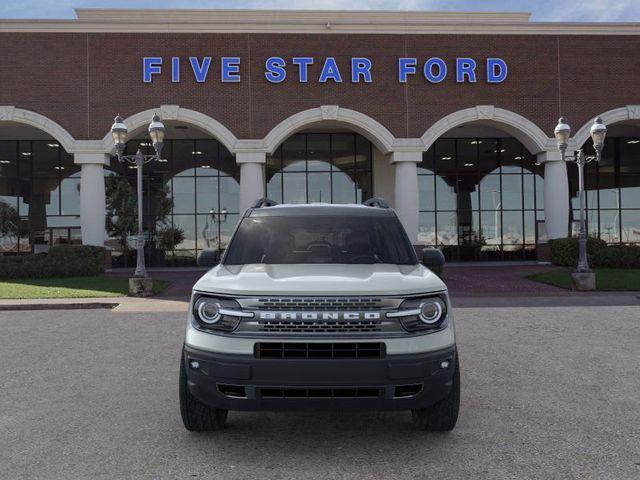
[183,344,457,411]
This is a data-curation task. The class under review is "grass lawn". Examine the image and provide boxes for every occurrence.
[526,268,640,291]
[0,276,170,299]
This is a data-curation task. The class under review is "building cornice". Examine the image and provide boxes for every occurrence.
[0,9,639,35]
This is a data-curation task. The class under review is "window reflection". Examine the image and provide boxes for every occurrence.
[568,136,640,245]
[0,140,80,254]
[105,138,239,267]
[418,136,544,260]
[265,133,373,205]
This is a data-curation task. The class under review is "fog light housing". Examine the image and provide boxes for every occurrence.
[189,360,200,370]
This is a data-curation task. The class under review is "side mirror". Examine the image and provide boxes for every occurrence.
[421,247,445,276]
[197,249,221,267]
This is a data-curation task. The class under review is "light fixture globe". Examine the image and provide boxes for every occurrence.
[590,116,607,153]
[554,117,571,152]
[148,113,165,155]
[110,115,128,151]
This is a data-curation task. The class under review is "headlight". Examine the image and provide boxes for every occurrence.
[192,295,253,332]
[196,299,221,324]
[419,298,446,325]
[387,295,448,332]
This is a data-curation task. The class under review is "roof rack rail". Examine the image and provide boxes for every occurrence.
[362,197,389,208]
[250,197,279,208]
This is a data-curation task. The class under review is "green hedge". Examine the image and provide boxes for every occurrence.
[592,245,640,269]
[550,237,640,269]
[0,245,106,279]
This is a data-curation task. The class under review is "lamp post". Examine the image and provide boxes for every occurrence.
[553,116,607,285]
[110,114,165,280]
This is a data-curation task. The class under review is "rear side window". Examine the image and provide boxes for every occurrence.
[223,215,416,265]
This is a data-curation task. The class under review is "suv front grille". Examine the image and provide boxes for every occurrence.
[254,297,383,311]
[255,342,385,359]
[259,319,381,333]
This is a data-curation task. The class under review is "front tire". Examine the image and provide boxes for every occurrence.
[411,351,460,431]
[179,356,228,431]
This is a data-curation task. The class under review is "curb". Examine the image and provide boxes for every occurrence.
[0,302,120,312]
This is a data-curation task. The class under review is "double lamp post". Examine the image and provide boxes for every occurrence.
[110,114,165,294]
[553,116,607,289]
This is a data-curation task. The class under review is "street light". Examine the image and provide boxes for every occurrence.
[110,113,165,278]
[554,116,607,275]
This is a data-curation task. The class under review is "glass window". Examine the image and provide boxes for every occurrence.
[599,210,620,243]
[224,215,416,265]
[173,140,195,176]
[0,141,18,177]
[282,135,305,172]
[282,173,306,203]
[419,175,435,211]
[308,172,331,203]
[419,148,434,173]
[502,175,523,210]
[332,171,356,204]
[195,177,219,214]
[418,211,436,246]
[621,210,640,243]
[172,177,195,214]
[435,139,456,175]
[435,176,456,210]
[457,138,478,173]
[307,134,331,171]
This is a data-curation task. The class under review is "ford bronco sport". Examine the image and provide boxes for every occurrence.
[180,198,459,431]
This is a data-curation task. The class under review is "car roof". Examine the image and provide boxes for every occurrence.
[247,203,396,217]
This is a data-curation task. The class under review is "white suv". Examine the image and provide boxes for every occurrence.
[180,198,459,431]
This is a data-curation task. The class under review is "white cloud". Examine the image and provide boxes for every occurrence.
[1,0,640,21]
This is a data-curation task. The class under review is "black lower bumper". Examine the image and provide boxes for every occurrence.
[183,344,457,411]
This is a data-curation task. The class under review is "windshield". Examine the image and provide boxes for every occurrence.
[223,214,417,265]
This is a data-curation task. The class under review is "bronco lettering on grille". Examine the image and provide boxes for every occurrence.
[257,312,381,320]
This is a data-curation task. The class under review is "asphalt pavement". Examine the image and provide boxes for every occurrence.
[1,305,639,479]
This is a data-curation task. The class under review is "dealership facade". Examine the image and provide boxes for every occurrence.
[1,9,640,265]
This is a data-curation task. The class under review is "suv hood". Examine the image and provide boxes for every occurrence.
[193,264,446,296]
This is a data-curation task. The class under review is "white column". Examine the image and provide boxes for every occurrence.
[237,151,266,213]
[75,153,109,246]
[391,151,421,244]
[539,151,569,239]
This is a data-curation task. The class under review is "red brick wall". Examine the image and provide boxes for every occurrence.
[1,32,639,142]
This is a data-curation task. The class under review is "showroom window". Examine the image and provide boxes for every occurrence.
[107,139,239,267]
[570,137,640,244]
[418,138,544,261]
[0,140,80,254]
[266,133,373,204]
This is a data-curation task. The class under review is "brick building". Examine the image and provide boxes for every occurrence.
[1,9,639,265]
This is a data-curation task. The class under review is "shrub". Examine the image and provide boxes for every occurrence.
[549,237,607,267]
[0,245,106,279]
[593,245,640,269]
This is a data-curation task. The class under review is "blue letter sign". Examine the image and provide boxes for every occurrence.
[487,58,508,83]
[189,57,211,83]
[265,57,287,83]
[143,57,162,83]
[142,56,508,84]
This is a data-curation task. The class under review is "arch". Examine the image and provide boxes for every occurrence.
[0,106,76,153]
[572,105,640,148]
[420,106,552,154]
[263,106,396,155]
[100,105,239,154]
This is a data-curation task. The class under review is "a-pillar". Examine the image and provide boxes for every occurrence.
[391,151,422,244]
[538,151,569,239]
[237,151,266,213]
[75,152,109,246]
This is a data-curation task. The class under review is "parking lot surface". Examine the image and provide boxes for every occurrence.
[1,305,639,479]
